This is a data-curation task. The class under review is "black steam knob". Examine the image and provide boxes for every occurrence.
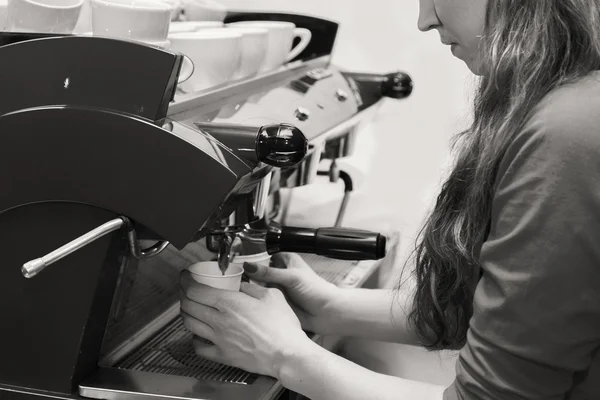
[256,123,308,168]
[382,72,413,99]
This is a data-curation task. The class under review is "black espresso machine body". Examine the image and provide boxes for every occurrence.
[0,13,412,400]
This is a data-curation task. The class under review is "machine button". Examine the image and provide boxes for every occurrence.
[307,68,333,81]
[294,107,311,121]
[335,89,349,102]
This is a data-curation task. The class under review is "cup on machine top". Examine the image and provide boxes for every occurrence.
[226,21,312,72]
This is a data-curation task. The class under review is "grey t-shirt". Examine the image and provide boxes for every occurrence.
[443,72,600,400]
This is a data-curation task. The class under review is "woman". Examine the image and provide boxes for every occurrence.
[180,0,600,398]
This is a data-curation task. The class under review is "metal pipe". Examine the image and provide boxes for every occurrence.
[22,218,125,278]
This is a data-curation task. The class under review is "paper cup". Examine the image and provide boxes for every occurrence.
[188,261,243,291]
[230,251,271,266]
[230,252,270,286]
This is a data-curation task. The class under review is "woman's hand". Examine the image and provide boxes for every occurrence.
[243,253,342,335]
[180,270,314,379]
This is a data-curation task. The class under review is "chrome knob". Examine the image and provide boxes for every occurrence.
[294,107,310,122]
[335,89,349,102]
[256,123,308,168]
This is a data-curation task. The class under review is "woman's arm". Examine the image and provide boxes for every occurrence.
[279,338,445,400]
[244,253,422,346]
[182,272,446,400]
[324,287,421,346]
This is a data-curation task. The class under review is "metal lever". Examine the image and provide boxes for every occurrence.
[22,217,169,278]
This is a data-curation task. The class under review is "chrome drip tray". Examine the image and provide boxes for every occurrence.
[115,317,257,385]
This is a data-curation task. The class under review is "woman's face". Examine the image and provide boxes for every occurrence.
[418,0,488,74]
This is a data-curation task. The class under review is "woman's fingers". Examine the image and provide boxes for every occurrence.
[181,295,223,325]
[240,282,267,299]
[270,253,311,271]
[243,261,300,287]
[181,270,244,311]
[181,310,217,343]
[192,336,222,363]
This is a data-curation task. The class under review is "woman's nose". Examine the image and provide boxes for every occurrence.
[417,0,440,32]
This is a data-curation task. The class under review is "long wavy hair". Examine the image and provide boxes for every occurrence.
[404,0,600,350]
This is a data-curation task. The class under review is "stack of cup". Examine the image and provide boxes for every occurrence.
[0,0,7,31]
[180,0,225,22]
[168,20,222,34]
[5,0,85,33]
[227,21,312,73]
[168,28,242,93]
[91,0,172,47]
[159,0,182,21]
[224,26,268,80]
[89,0,194,84]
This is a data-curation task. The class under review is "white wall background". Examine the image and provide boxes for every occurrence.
[219,0,475,387]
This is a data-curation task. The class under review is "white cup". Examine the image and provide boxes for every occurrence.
[168,29,241,93]
[156,0,181,21]
[91,0,172,42]
[168,20,221,33]
[181,0,225,22]
[188,261,243,291]
[0,0,7,30]
[230,252,271,287]
[131,38,195,84]
[72,0,91,33]
[225,26,268,80]
[6,0,84,33]
[227,21,311,72]
[146,38,169,47]
[230,251,271,266]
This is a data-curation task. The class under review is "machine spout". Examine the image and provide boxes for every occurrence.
[217,233,235,275]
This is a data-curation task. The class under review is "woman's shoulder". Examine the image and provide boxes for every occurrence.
[528,70,600,148]
[497,71,600,190]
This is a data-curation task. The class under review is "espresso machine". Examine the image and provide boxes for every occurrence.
[0,11,412,400]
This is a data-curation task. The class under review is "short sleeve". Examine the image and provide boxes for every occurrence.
[443,102,600,399]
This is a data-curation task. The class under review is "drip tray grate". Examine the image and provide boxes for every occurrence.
[115,317,257,385]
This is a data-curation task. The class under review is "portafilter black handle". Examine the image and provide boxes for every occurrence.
[265,222,386,260]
